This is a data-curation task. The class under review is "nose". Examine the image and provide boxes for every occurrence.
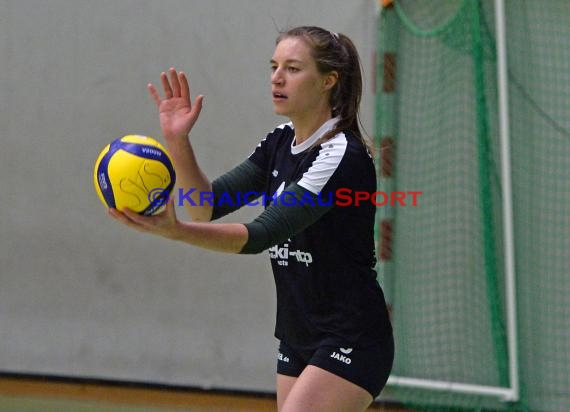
[271,68,284,85]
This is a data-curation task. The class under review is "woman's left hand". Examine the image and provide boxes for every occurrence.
[109,197,181,240]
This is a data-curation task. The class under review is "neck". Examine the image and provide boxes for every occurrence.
[291,109,333,145]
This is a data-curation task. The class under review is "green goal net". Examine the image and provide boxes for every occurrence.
[374,1,570,411]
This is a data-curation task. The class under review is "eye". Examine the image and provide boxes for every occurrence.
[288,66,300,73]
[270,65,278,72]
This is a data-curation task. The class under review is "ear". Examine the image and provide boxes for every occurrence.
[322,71,339,92]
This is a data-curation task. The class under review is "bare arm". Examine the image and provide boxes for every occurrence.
[164,138,213,221]
[148,68,212,221]
[109,182,331,255]
[109,198,247,253]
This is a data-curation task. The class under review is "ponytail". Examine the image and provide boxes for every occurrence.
[277,27,373,154]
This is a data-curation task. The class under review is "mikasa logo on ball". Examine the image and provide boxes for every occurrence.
[98,173,108,190]
[93,135,176,215]
[141,147,163,157]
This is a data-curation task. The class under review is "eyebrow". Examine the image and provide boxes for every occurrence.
[270,58,304,65]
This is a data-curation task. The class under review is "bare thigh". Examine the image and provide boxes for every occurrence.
[279,365,373,412]
[277,373,297,411]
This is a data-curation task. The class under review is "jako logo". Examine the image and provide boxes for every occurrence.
[331,349,352,365]
[277,352,290,363]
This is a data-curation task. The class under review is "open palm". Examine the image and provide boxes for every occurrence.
[148,68,204,141]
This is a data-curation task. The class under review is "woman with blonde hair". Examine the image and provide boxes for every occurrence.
[111,26,393,411]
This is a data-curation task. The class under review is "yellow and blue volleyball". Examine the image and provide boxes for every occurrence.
[93,135,176,215]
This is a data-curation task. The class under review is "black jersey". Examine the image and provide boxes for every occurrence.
[249,119,391,348]
[211,118,392,349]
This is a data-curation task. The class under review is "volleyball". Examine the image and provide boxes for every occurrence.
[93,135,176,215]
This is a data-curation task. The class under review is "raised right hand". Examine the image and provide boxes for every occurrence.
[148,67,204,141]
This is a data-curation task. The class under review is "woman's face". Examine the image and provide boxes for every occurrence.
[270,37,331,120]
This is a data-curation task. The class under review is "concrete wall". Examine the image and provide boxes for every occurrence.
[0,0,376,392]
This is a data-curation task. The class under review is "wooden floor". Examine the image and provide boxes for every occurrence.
[0,376,406,411]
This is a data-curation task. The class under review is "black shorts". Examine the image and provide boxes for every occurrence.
[276,336,394,399]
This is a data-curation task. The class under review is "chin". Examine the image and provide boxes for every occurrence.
[273,106,288,116]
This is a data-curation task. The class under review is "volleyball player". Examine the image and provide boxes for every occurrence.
[110,26,393,412]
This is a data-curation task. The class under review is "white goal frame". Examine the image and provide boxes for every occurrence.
[380,0,520,403]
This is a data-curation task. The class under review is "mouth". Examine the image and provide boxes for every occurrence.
[272,91,288,101]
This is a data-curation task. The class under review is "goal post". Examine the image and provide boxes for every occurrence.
[374,0,522,409]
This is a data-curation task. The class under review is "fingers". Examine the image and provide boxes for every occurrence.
[149,68,193,105]
[165,195,176,216]
[163,67,185,99]
[169,68,181,97]
[109,199,178,236]
[147,83,161,107]
[179,71,190,100]
[121,207,149,226]
[193,94,205,117]
[160,71,173,99]
[108,208,144,231]
[109,208,156,235]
